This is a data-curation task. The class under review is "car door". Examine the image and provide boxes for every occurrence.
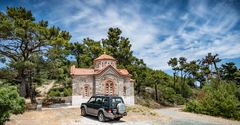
[93,97,102,116]
[86,97,96,115]
[92,97,103,115]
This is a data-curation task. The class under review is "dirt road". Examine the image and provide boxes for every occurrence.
[156,107,240,125]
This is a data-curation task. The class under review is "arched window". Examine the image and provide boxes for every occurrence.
[123,86,127,96]
[105,83,109,94]
[84,85,89,97]
[105,80,114,95]
[109,82,113,95]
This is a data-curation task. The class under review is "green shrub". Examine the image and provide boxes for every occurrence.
[63,88,72,96]
[172,94,185,105]
[48,87,72,97]
[48,89,61,97]
[235,87,240,101]
[0,86,25,124]
[159,85,185,105]
[185,81,240,120]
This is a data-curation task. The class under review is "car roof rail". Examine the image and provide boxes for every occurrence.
[94,94,119,96]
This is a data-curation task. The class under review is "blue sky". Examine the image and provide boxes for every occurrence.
[0,0,240,73]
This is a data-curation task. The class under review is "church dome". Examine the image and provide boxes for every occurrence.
[94,54,116,69]
[94,54,115,61]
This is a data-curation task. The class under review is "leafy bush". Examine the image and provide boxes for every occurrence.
[235,87,240,101]
[0,86,25,124]
[185,81,240,120]
[172,94,185,105]
[175,81,193,98]
[159,85,185,105]
[48,89,61,97]
[42,96,65,106]
[48,87,72,97]
[63,88,72,96]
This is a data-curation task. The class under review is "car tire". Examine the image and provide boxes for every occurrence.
[114,117,121,121]
[81,107,86,116]
[98,111,105,122]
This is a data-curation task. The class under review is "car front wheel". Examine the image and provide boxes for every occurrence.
[81,107,86,116]
[98,111,105,122]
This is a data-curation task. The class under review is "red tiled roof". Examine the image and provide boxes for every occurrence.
[70,65,95,75]
[94,54,115,61]
[73,68,95,75]
[95,65,130,76]
[70,65,130,76]
[118,69,129,75]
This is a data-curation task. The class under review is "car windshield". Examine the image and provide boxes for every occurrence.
[111,97,124,107]
[88,97,95,103]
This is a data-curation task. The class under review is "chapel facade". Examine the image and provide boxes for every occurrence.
[70,54,134,106]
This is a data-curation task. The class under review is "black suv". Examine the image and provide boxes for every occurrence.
[80,95,127,122]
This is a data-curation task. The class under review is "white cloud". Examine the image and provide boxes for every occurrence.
[137,1,240,70]
[39,0,240,71]
[45,0,159,51]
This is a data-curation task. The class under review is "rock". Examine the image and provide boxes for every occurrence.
[37,104,42,111]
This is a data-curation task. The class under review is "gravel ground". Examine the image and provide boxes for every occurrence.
[5,107,239,125]
[156,107,240,125]
[5,107,170,125]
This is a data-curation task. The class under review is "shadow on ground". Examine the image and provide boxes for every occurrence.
[83,115,126,123]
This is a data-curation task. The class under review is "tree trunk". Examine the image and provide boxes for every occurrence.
[135,79,141,95]
[183,75,186,86]
[180,70,183,95]
[155,83,158,101]
[19,70,27,97]
[213,62,220,81]
[29,70,36,104]
[137,82,141,94]
[77,57,81,68]
[182,75,186,97]
[20,78,27,97]
[173,71,176,89]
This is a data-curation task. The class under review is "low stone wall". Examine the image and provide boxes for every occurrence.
[42,96,72,107]
[72,96,90,106]
[122,96,135,106]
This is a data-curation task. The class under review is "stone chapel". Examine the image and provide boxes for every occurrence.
[70,54,134,106]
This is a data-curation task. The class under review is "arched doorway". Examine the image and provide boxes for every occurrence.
[105,80,114,95]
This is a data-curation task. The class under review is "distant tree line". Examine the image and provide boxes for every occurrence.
[168,54,240,120]
[168,53,240,88]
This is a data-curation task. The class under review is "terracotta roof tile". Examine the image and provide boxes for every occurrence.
[70,65,130,76]
[94,54,115,61]
[70,65,95,75]
[118,69,129,75]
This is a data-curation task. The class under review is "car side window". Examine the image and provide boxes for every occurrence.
[88,97,96,103]
[95,97,103,105]
[111,98,124,107]
[103,98,109,106]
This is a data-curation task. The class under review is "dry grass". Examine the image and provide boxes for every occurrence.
[126,104,158,116]
[135,95,163,109]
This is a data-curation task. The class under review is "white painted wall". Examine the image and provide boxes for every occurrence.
[122,96,135,106]
[72,96,90,106]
